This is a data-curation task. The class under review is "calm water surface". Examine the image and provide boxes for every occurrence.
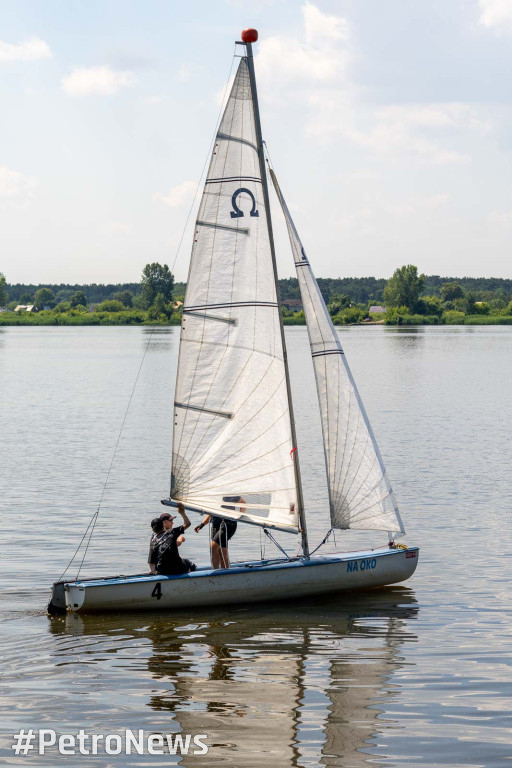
[1,326,511,767]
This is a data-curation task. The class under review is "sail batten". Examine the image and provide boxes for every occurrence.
[269,168,405,536]
[170,57,300,533]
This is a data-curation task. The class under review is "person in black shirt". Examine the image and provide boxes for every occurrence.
[148,517,165,574]
[153,502,196,576]
[194,497,243,569]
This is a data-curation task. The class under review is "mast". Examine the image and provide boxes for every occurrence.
[243,30,309,557]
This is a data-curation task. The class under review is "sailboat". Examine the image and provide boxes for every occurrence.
[48,28,418,614]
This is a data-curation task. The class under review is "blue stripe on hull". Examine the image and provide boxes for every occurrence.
[67,548,419,589]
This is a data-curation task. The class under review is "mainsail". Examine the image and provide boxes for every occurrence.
[171,58,300,533]
[270,169,405,535]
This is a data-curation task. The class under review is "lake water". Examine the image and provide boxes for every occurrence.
[1,325,511,767]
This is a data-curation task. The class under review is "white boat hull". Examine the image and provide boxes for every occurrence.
[49,547,419,614]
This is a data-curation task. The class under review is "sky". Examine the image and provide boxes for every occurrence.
[1,0,512,284]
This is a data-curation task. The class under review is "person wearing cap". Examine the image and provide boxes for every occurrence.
[194,496,244,569]
[152,502,196,576]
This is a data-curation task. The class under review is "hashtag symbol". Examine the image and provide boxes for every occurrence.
[12,729,36,755]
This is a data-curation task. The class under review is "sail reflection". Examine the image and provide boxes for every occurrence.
[49,589,418,767]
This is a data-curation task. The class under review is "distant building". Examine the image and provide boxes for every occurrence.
[14,305,36,313]
[172,300,183,310]
[282,298,303,311]
[369,305,386,314]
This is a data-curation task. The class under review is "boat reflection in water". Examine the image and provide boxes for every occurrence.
[49,589,418,767]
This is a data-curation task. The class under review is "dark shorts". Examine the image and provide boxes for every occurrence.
[157,558,196,576]
[211,520,237,547]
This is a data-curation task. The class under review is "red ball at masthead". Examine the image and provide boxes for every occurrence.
[241,28,258,43]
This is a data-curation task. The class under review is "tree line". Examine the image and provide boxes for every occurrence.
[2,265,512,326]
[4,272,512,309]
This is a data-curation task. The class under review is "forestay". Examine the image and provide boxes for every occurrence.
[171,59,300,534]
[270,169,404,535]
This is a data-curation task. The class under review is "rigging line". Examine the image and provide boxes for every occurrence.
[308,528,333,556]
[263,529,291,559]
[169,45,237,275]
[267,154,341,513]
[75,327,156,579]
[57,511,97,582]
[171,62,241,470]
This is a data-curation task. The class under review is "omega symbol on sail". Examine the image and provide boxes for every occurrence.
[230,188,259,219]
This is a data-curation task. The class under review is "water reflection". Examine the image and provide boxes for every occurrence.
[49,589,418,767]
[143,326,178,354]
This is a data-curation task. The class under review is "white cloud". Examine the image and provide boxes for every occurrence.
[62,66,137,96]
[303,1,349,45]
[0,166,36,207]
[307,100,481,164]
[256,2,349,88]
[0,37,52,62]
[479,0,512,28]
[246,3,489,167]
[154,180,197,207]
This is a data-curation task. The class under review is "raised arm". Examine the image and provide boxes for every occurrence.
[177,501,191,530]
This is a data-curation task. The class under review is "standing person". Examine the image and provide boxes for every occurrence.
[194,496,244,569]
[154,502,196,576]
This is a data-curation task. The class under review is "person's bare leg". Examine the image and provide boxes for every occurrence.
[210,541,221,569]
[219,546,230,568]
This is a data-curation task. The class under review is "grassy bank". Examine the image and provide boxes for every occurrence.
[0,310,182,326]
[3,310,512,327]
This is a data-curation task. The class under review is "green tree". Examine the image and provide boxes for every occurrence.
[464,292,478,314]
[70,290,87,308]
[141,263,174,309]
[417,295,443,316]
[113,290,133,307]
[383,265,425,311]
[97,299,124,312]
[0,273,7,307]
[327,293,351,316]
[440,281,464,302]
[148,292,171,320]
[54,302,71,313]
[34,287,56,310]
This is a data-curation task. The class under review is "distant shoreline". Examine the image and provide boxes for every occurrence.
[2,316,512,327]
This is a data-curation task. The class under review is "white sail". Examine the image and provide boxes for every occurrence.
[171,59,300,534]
[270,169,404,535]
